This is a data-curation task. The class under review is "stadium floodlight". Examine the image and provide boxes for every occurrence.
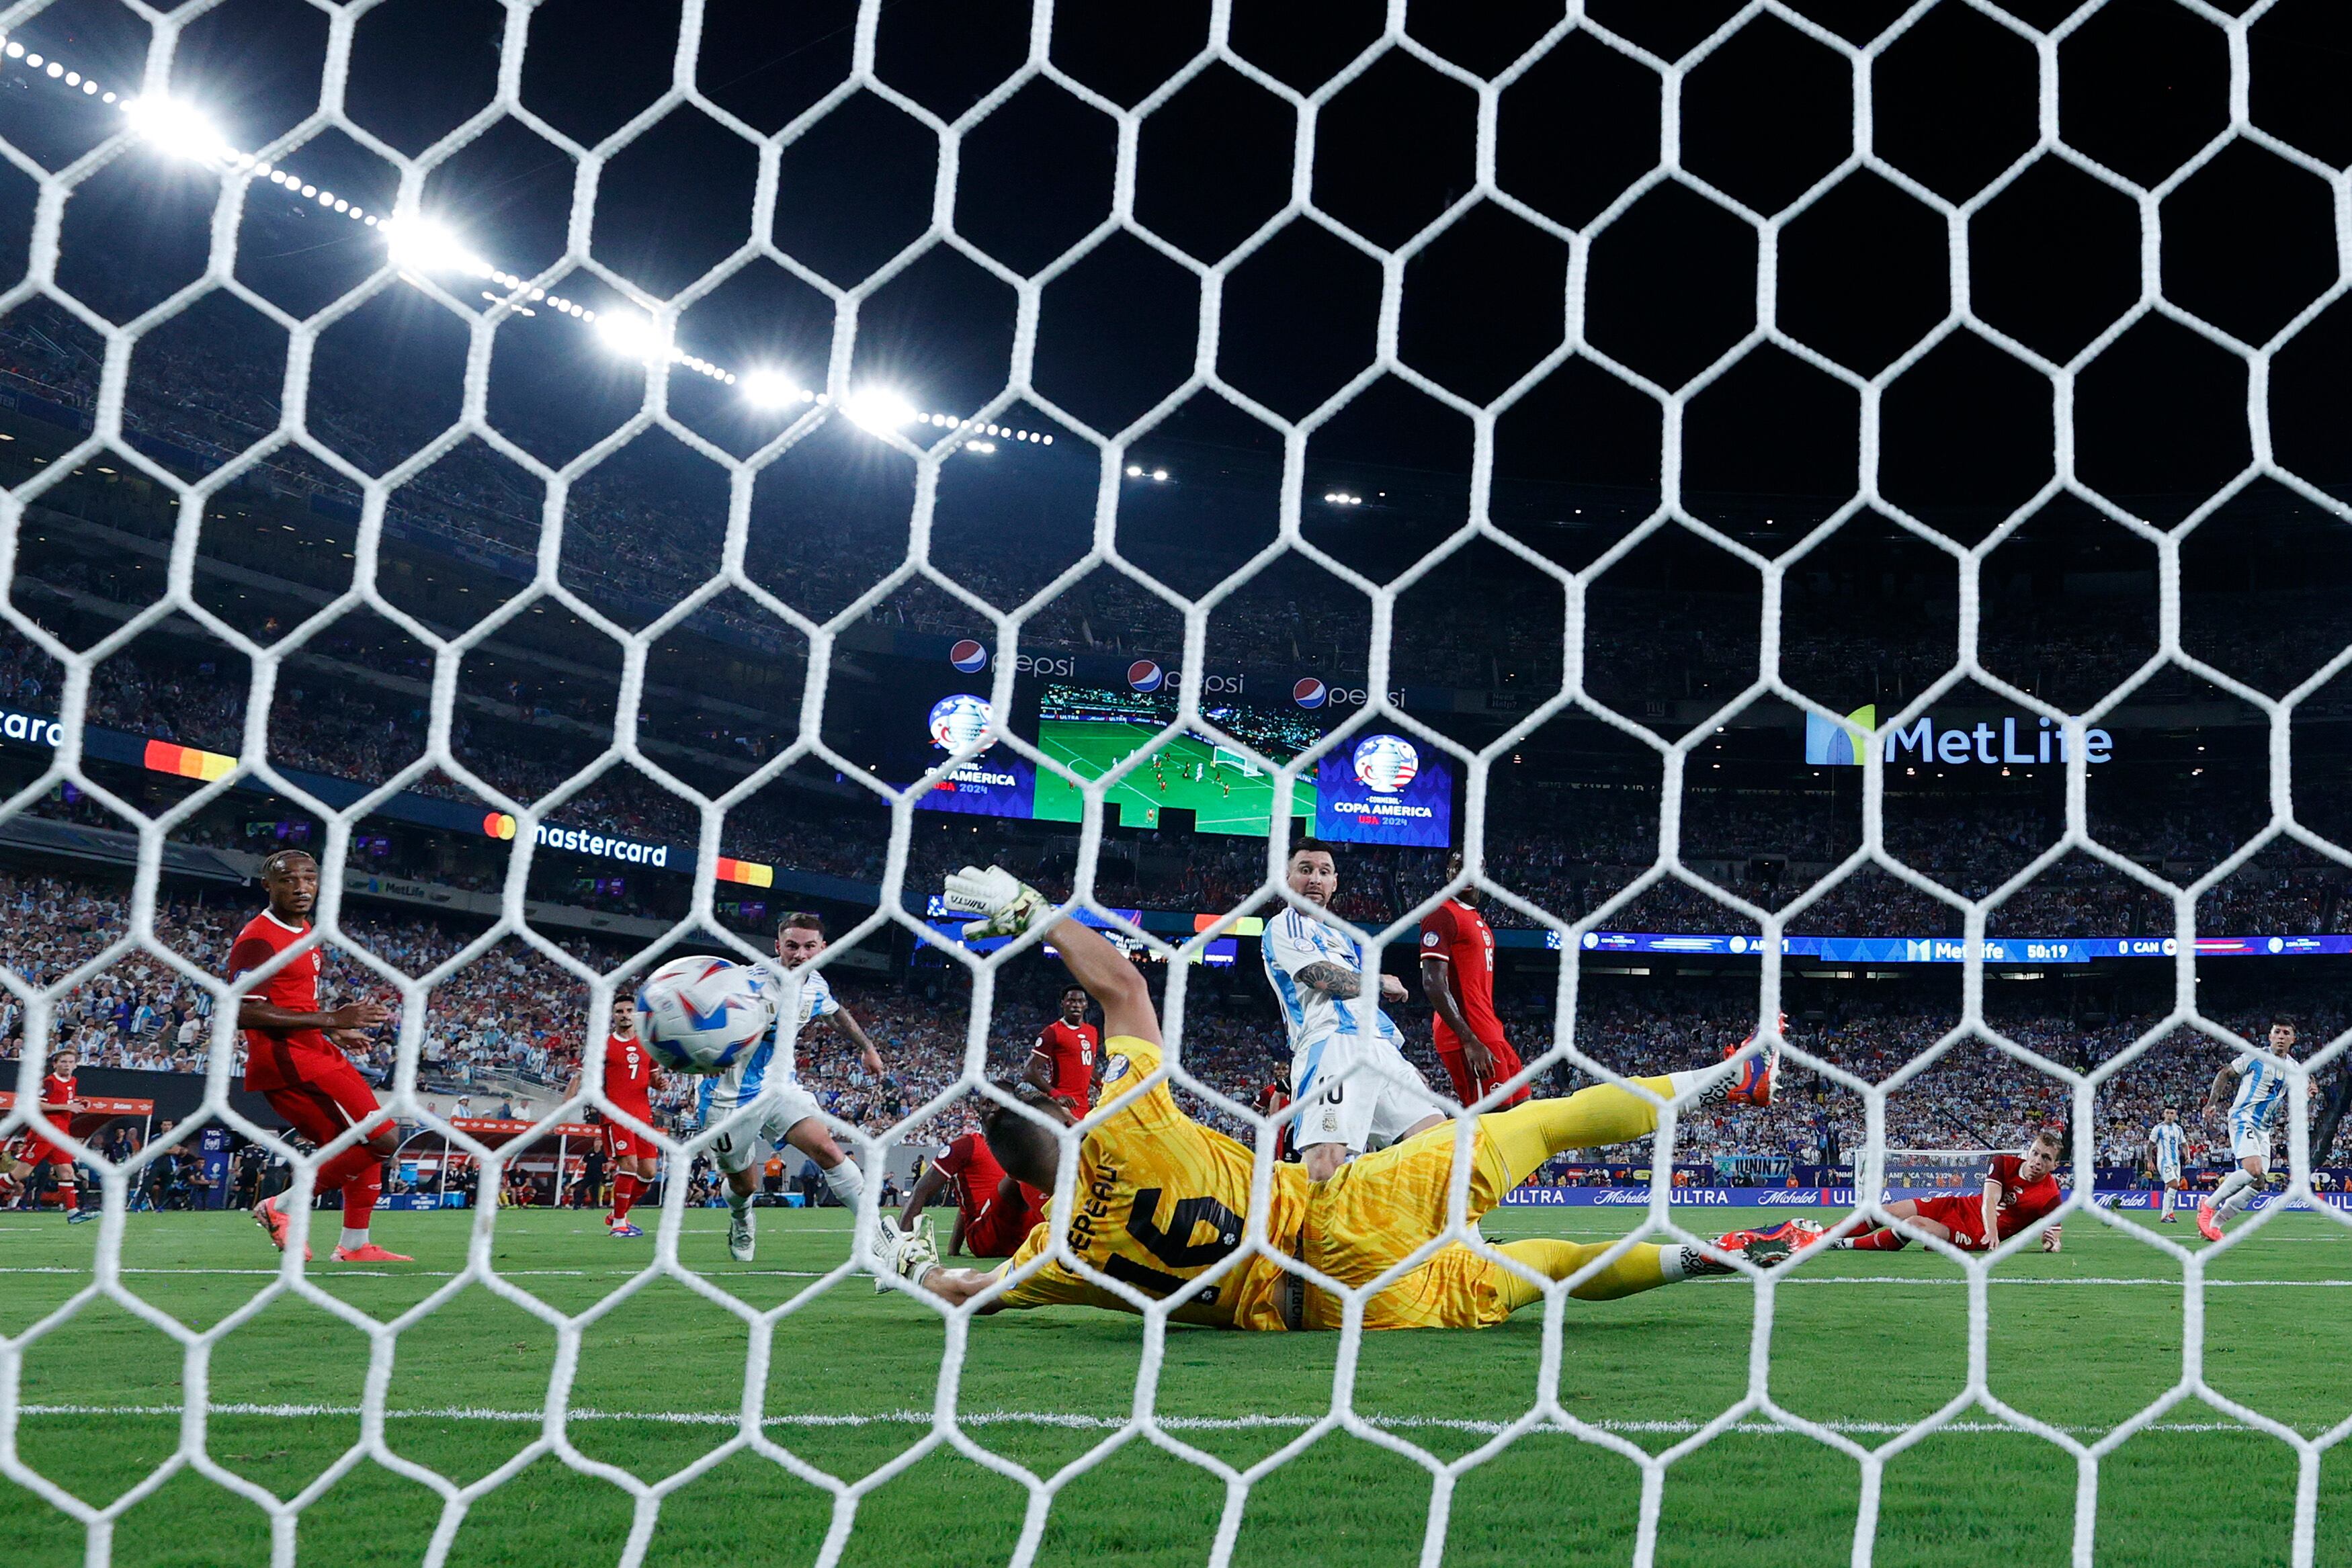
[843,388,918,434]
[382,217,482,277]
[739,369,806,410]
[123,95,233,165]
[592,309,667,363]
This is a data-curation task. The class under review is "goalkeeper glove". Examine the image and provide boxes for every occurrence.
[941,865,1049,940]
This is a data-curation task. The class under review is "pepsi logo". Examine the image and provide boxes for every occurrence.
[1292,678,1327,709]
[948,640,988,672]
[1128,660,1163,693]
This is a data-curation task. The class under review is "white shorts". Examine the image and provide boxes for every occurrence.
[705,1083,825,1175]
[2155,1162,2181,1186]
[2230,1123,2272,1164]
[1290,1031,1442,1156]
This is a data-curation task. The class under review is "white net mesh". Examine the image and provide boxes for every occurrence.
[0,1,2346,1564]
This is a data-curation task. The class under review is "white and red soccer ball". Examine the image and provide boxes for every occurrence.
[634,956,772,1074]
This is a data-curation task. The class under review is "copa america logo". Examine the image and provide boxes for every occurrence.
[948,639,988,673]
[1292,678,1327,709]
[1351,734,1419,793]
[927,693,993,751]
[1128,660,1163,693]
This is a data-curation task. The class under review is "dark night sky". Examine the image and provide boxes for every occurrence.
[0,0,2343,579]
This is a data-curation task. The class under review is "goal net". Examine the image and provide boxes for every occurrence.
[0,1,2345,1565]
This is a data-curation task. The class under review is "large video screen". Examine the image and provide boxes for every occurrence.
[1314,732,1455,848]
[1030,684,1318,835]
[866,665,1037,820]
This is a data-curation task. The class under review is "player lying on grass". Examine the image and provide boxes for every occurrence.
[869,865,1787,1330]
[1826,1129,2066,1254]
[897,1129,1046,1260]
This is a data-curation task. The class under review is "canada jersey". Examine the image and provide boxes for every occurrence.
[935,1132,1011,1222]
[1031,1018,1099,1114]
[2148,1121,2186,1174]
[40,1072,76,1113]
[1984,1153,2062,1238]
[2228,1052,2289,1131]
[698,967,827,1119]
[1261,906,1402,1056]
[601,1033,655,1118]
[1419,899,1503,1051]
[228,909,340,1092]
[997,1035,1308,1330]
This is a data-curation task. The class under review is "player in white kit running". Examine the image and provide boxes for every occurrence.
[2146,1107,2187,1224]
[2198,1017,2296,1242]
[702,912,892,1262]
[1262,838,1445,1182]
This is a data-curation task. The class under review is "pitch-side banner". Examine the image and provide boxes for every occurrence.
[1499,1186,2352,1211]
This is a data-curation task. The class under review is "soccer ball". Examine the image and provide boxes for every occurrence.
[634,956,772,1074]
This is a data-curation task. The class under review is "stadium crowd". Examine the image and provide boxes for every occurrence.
[3,866,2339,1174]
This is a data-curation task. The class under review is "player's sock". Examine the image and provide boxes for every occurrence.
[728,1187,752,1218]
[821,1158,865,1208]
[1847,1227,1909,1252]
[2214,1169,2260,1219]
[1495,1238,1671,1312]
[2159,1186,2175,1218]
[610,1174,638,1224]
[1483,1077,1676,1188]
[60,1182,77,1214]
[318,1146,382,1250]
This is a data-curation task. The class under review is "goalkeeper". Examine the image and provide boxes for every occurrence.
[872,867,1787,1330]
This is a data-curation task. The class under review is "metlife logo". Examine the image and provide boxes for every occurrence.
[1806,703,2113,767]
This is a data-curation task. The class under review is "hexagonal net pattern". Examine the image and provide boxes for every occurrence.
[0,1,2347,1564]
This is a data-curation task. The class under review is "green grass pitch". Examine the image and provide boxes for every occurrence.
[1032,722,1311,837]
[1,1204,2347,1567]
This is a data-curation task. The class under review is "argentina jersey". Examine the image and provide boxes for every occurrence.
[2150,1121,2185,1173]
[1260,906,1402,1054]
[698,965,829,1121]
[2228,1051,2288,1133]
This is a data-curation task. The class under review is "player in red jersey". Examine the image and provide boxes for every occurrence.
[1832,1129,2067,1254]
[896,1131,1046,1259]
[1023,985,1099,1117]
[22,1047,93,1221]
[564,993,661,1237]
[230,851,407,1264]
[1419,854,1531,1109]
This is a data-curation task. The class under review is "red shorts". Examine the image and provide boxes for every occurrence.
[1435,1036,1531,1108]
[963,1195,1042,1259]
[1049,1092,1089,1119]
[259,1053,382,1147]
[1911,1194,1989,1247]
[603,1122,654,1162]
[24,1135,76,1167]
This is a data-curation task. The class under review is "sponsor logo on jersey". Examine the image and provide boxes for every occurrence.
[1422,931,1440,947]
[1127,660,1163,693]
[948,639,989,672]
[1293,678,1327,709]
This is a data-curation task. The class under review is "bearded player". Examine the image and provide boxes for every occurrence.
[871,865,1787,1330]
[1829,1129,2066,1254]
[20,1046,94,1223]
[896,1129,1045,1260]
[566,993,661,1237]
[233,851,406,1263]
[1266,838,1446,1182]
[704,912,891,1264]
[2199,1018,2297,1241]
[1023,985,1098,1117]
[1420,852,1530,1109]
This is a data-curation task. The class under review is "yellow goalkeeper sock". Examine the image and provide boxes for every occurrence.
[1494,1238,1673,1311]
[1483,1076,1675,1188]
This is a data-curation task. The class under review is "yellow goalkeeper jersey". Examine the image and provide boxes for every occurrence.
[995,1035,1306,1330]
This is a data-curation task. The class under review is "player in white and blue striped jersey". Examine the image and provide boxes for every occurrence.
[2145,1107,2187,1224]
[2197,1017,2297,1241]
[702,912,892,1263]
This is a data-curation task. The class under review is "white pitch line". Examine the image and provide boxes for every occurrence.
[6,1403,2324,1439]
